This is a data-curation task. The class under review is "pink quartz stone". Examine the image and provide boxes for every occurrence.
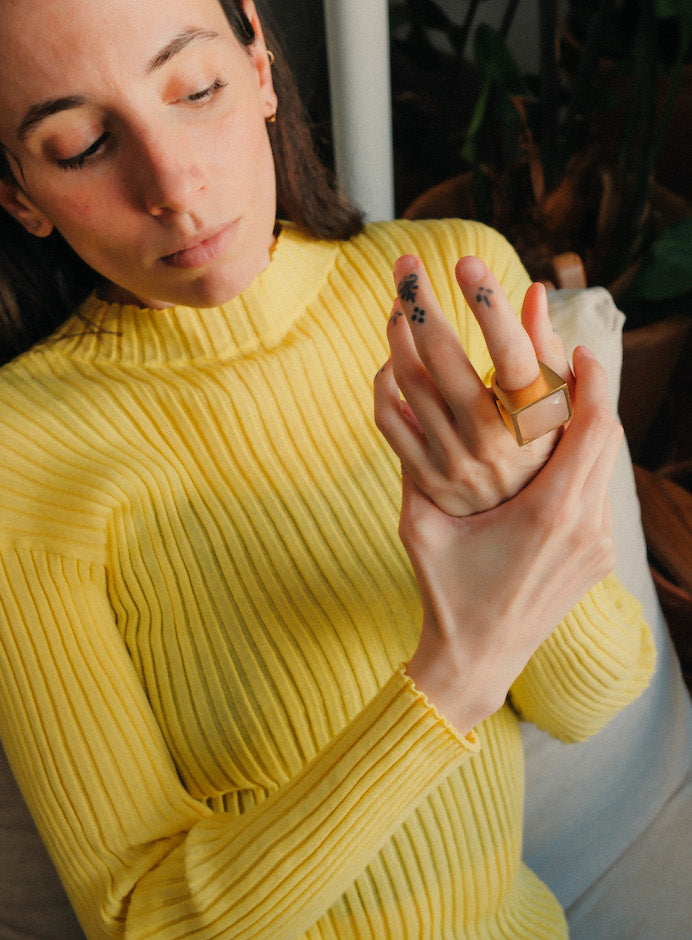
[516,390,571,443]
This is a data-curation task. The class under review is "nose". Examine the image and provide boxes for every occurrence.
[131,127,205,216]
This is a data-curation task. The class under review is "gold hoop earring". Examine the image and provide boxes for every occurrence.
[267,50,275,66]
[266,110,277,125]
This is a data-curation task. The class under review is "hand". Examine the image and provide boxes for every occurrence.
[374,254,572,516]
[398,346,623,734]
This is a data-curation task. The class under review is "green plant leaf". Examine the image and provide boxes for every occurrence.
[473,23,524,93]
[626,218,692,302]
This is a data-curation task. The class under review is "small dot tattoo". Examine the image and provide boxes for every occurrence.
[411,306,426,324]
[476,286,494,308]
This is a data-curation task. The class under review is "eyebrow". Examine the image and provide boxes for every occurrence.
[17,27,220,141]
[18,96,86,141]
[146,27,219,73]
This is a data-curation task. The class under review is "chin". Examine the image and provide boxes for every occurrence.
[113,264,265,310]
[166,246,273,308]
[177,276,253,309]
[197,254,272,307]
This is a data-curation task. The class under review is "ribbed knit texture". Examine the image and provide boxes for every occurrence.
[0,219,654,938]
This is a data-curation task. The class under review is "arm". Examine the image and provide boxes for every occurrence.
[374,253,654,738]
[0,549,477,939]
[378,344,628,735]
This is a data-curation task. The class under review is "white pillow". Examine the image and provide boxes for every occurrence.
[521,288,692,920]
[548,286,624,409]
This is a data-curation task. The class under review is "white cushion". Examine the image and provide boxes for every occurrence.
[520,288,692,930]
[567,765,692,938]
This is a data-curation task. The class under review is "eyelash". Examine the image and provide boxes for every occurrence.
[56,132,110,171]
[185,78,227,103]
[55,79,228,171]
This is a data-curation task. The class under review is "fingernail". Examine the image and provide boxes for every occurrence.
[456,256,485,282]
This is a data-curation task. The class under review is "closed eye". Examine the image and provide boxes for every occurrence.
[56,132,110,171]
[53,79,226,171]
[184,79,227,104]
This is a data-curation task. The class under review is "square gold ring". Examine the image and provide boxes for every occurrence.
[491,362,573,447]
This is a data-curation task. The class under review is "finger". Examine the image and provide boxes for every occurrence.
[386,295,458,438]
[375,350,470,500]
[519,283,572,386]
[374,357,423,447]
[392,255,494,419]
[386,298,478,466]
[455,255,538,391]
[569,348,623,506]
[534,346,621,502]
[374,357,435,486]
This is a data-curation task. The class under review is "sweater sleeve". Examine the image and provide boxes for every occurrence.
[509,573,656,741]
[0,546,478,940]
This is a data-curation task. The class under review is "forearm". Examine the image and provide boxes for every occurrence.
[0,550,476,939]
[124,669,477,939]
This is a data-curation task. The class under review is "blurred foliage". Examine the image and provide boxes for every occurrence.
[390,0,692,324]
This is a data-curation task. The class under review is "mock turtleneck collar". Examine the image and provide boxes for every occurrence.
[50,225,339,365]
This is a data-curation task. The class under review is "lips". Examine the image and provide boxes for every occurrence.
[160,220,239,269]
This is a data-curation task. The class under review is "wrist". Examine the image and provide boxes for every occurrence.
[405,635,507,734]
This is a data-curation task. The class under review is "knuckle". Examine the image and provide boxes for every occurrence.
[593,531,616,577]
[582,401,618,438]
[425,472,465,512]
[398,506,434,555]
[373,400,392,436]
[611,418,625,446]
[466,432,498,467]
[433,459,491,511]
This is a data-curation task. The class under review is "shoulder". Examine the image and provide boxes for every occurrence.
[0,340,101,491]
[342,219,528,296]
[349,218,517,264]
[0,341,77,427]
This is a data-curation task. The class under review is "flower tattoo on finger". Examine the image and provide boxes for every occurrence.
[398,273,419,304]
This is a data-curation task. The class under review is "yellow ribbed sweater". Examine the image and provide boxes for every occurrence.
[0,219,654,939]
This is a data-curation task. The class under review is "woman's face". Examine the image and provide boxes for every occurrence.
[0,0,278,308]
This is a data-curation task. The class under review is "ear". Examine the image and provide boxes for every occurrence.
[241,0,278,120]
[0,177,54,237]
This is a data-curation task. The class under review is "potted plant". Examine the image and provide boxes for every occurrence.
[392,0,692,465]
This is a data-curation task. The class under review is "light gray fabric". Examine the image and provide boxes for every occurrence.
[566,765,692,939]
[521,288,692,927]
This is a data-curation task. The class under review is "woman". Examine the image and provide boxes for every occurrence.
[0,0,654,936]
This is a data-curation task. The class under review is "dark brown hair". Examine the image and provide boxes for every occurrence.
[0,0,363,365]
